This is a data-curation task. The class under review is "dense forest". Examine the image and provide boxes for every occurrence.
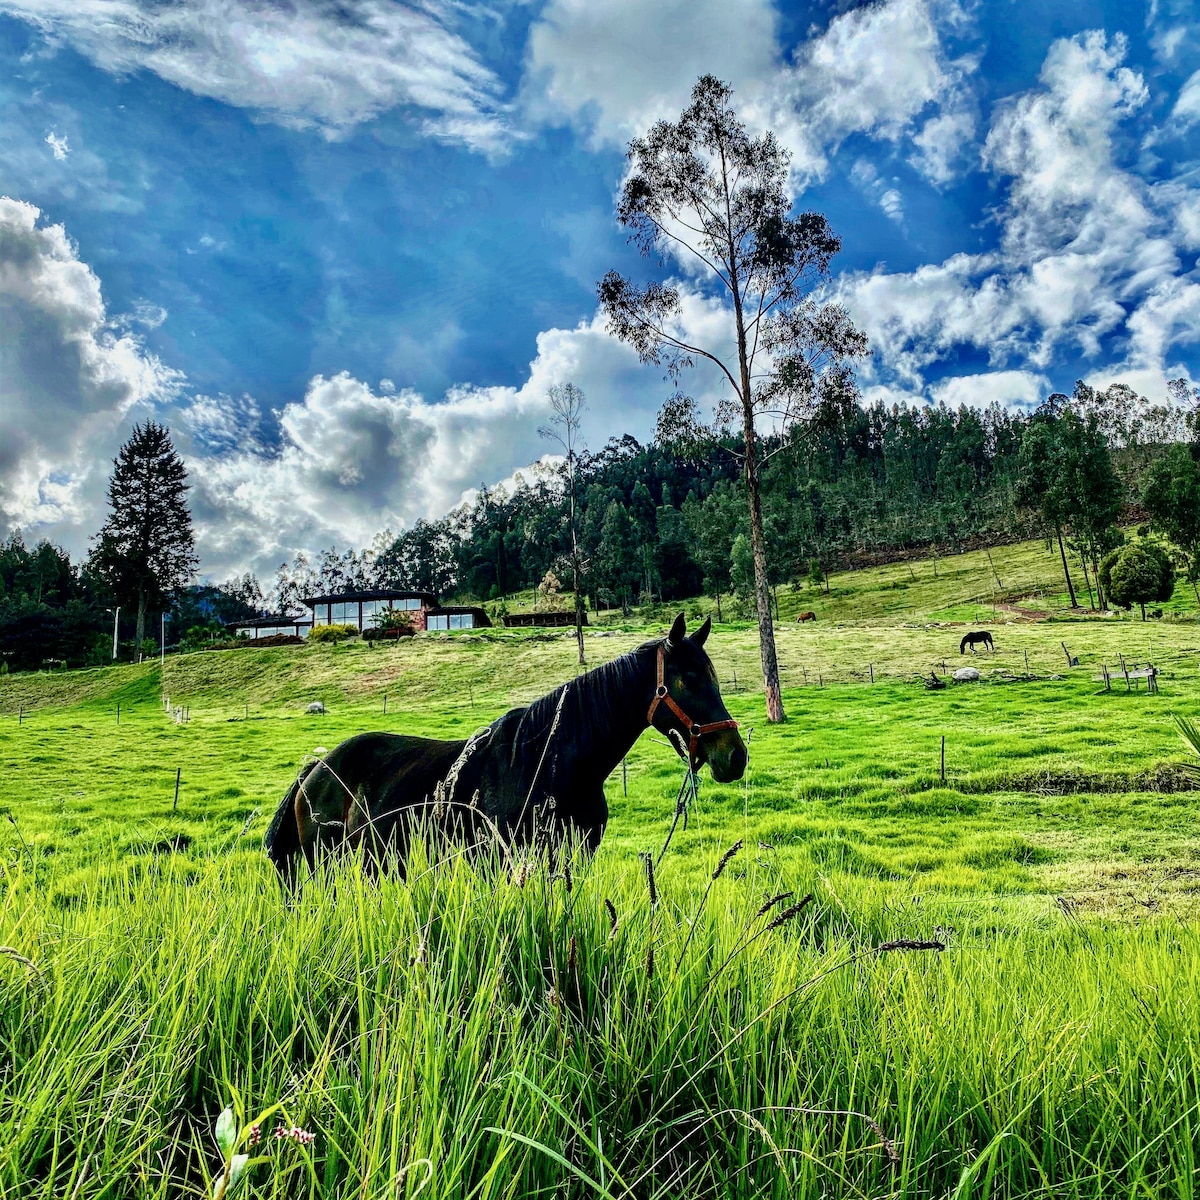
[294,381,1199,615]
[2,380,1198,669]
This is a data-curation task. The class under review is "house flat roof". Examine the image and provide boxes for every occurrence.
[226,616,313,629]
[301,589,438,606]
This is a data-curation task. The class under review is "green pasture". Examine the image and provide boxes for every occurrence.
[2,536,1200,1197]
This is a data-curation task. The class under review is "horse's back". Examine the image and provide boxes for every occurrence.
[298,731,467,826]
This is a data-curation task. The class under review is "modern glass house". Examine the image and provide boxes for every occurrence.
[302,590,438,632]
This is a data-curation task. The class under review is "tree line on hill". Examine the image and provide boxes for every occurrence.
[270,377,1199,616]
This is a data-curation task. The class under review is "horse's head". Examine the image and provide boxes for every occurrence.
[650,613,748,783]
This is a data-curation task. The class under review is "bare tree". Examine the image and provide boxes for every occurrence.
[598,75,867,722]
[539,382,588,667]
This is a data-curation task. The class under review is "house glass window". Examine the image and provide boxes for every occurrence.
[427,614,448,631]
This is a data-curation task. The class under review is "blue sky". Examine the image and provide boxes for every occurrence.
[1,0,1199,581]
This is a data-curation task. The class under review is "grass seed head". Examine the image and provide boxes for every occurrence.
[642,853,658,908]
[765,894,814,933]
[875,938,945,953]
[755,891,794,920]
[711,839,743,881]
[604,898,618,938]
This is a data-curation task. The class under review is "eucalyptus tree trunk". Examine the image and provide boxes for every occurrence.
[1055,526,1078,608]
[569,463,585,668]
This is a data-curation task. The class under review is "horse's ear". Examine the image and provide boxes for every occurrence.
[667,612,687,646]
[692,616,712,648]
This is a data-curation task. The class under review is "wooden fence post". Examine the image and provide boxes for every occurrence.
[173,767,181,812]
[869,663,874,683]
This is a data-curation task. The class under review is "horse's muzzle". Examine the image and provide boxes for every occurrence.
[706,733,748,782]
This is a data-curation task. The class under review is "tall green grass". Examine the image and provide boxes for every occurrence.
[1,838,1197,1198]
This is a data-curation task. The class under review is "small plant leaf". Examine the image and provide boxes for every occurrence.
[215,1107,237,1158]
[212,1153,250,1200]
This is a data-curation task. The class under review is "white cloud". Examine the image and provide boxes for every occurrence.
[44,131,69,160]
[833,31,1200,400]
[1173,68,1200,128]
[851,159,905,223]
[983,31,1149,259]
[910,105,976,183]
[930,369,1050,410]
[761,0,973,183]
[1,0,515,151]
[0,195,181,537]
[523,0,779,146]
[525,0,975,185]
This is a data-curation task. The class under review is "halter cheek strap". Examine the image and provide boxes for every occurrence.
[645,644,739,769]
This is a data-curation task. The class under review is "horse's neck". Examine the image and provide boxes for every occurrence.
[556,649,654,784]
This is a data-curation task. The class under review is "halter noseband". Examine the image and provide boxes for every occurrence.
[645,643,739,770]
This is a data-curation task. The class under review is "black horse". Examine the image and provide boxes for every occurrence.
[264,614,747,885]
[960,630,994,654]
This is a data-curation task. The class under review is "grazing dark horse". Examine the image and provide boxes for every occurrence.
[264,614,747,886]
[960,630,994,654]
[797,611,816,623]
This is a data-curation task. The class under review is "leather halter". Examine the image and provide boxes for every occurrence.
[646,643,739,769]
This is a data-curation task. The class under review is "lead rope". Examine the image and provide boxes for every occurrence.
[657,729,699,866]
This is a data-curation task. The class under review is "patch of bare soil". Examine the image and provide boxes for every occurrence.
[968,765,1200,795]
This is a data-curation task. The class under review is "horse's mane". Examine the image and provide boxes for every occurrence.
[495,637,662,752]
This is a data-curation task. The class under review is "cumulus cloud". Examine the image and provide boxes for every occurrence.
[930,369,1050,410]
[1,0,514,151]
[757,0,975,185]
[525,0,975,185]
[834,31,1200,404]
[523,0,779,146]
[850,159,905,223]
[0,195,181,538]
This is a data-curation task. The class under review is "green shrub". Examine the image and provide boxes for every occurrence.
[308,623,358,644]
[362,626,414,642]
[371,607,415,636]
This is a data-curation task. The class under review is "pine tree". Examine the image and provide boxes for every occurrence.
[90,422,197,657]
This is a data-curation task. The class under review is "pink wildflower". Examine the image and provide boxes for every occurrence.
[275,1124,316,1145]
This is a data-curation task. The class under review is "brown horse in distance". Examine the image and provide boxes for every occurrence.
[796,612,817,622]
